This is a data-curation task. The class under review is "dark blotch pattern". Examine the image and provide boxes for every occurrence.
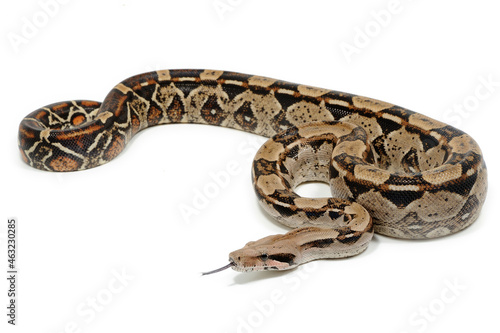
[200,95,225,125]
[301,238,334,250]
[268,253,296,265]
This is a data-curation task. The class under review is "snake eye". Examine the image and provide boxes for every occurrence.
[260,253,268,261]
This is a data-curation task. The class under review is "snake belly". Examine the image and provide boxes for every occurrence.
[18,69,487,271]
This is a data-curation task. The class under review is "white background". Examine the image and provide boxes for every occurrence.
[1,1,499,332]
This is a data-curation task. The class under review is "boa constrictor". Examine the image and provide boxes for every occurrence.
[18,69,487,273]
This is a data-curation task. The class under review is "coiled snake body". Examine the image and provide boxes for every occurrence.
[18,70,487,273]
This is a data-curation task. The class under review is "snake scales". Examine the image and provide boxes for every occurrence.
[18,69,487,273]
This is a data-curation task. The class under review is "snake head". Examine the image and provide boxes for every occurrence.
[228,249,297,273]
[228,234,301,273]
[201,234,301,275]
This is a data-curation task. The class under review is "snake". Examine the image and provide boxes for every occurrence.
[18,69,488,274]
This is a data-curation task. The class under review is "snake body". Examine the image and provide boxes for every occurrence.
[18,69,487,273]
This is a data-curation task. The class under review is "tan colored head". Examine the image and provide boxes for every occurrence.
[202,234,301,275]
[228,245,299,273]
